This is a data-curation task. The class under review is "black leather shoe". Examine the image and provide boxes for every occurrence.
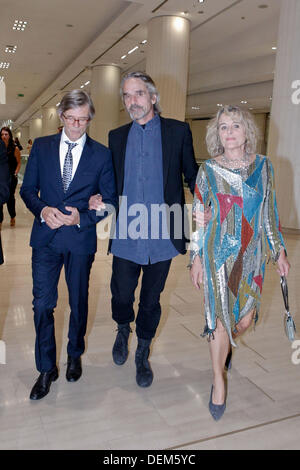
[30,366,59,400]
[66,356,82,382]
[135,338,153,388]
[112,323,132,365]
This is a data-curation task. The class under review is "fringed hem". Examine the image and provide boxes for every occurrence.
[200,324,216,342]
[200,323,237,348]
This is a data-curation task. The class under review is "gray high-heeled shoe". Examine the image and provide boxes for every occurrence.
[209,385,226,421]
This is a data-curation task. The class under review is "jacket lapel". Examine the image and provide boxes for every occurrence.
[160,117,172,190]
[116,123,132,195]
[66,134,92,194]
[50,134,65,198]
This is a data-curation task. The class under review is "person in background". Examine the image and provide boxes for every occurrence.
[14,137,23,151]
[0,127,21,228]
[190,105,290,421]
[27,139,33,154]
[0,140,10,262]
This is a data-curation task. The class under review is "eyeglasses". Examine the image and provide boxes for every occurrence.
[62,114,90,125]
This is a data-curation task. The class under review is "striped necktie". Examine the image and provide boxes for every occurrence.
[62,141,77,192]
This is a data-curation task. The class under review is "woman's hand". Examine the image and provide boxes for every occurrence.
[193,206,212,227]
[277,248,290,277]
[88,194,106,211]
[190,255,203,290]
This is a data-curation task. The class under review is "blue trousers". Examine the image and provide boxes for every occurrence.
[32,244,94,373]
[111,256,172,340]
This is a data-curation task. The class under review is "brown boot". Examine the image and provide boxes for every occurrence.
[10,218,15,227]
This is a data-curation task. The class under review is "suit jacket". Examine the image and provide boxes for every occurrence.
[0,140,10,264]
[20,133,117,255]
[108,116,198,255]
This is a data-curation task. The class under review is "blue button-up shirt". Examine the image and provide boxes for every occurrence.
[111,114,179,264]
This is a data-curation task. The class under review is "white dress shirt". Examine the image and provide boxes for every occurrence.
[59,129,86,180]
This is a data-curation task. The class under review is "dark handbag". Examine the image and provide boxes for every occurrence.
[280,276,296,342]
[0,234,3,265]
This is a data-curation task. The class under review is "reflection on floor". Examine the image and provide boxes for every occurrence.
[0,187,299,450]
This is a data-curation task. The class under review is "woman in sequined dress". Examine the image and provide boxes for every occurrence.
[190,105,290,420]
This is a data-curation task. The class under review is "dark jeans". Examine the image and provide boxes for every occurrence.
[0,174,17,222]
[111,256,172,340]
[32,245,95,372]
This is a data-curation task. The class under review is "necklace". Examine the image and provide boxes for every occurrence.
[221,152,250,168]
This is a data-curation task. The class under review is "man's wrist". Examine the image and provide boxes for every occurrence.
[40,206,48,222]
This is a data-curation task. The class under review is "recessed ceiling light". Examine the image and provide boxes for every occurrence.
[272,46,277,50]
[84,81,90,86]
[128,46,139,54]
[241,100,248,104]
[0,63,10,69]
[121,54,127,60]
[5,45,17,53]
[141,40,147,44]
[192,106,200,110]
[13,20,27,31]
[217,103,223,107]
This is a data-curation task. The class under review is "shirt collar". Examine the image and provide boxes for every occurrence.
[132,113,160,131]
[61,128,86,147]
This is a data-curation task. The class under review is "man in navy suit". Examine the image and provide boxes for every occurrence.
[90,72,198,388]
[21,90,117,400]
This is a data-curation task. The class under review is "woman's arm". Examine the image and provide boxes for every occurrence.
[14,146,21,175]
[263,159,290,276]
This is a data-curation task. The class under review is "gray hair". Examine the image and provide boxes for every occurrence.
[206,105,259,156]
[120,71,162,114]
[57,89,95,120]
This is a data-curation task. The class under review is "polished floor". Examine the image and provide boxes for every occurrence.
[0,187,299,450]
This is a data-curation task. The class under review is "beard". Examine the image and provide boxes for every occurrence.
[128,104,151,122]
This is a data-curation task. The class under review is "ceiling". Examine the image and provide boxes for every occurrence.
[0,0,282,129]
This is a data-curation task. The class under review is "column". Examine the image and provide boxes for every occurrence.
[146,16,190,122]
[29,117,42,142]
[89,65,121,145]
[18,126,29,152]
[267,0,300,230]
[41,106,60,136]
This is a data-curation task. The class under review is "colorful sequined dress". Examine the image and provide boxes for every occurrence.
[190,155,285,346]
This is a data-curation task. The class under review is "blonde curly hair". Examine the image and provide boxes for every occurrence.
[206,105,259,157]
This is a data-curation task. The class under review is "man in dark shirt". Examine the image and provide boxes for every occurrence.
[90,72,198,387]
[0,140,10,263]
